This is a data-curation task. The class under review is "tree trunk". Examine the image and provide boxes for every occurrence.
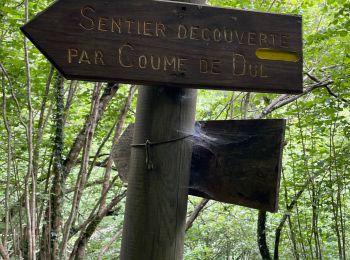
[258,210,272,260]
[50,74,65,260]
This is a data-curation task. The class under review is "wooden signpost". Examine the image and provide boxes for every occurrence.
[113,120,285,212]
[21,0,302,94]
[22,0,301,258]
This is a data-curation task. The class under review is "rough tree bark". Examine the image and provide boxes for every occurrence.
[49,74,65,260]
[258,210,272,260]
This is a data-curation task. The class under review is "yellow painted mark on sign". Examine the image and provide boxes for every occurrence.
[256,48,300,62]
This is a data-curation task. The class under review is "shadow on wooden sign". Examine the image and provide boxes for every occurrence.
[112,119,285,212]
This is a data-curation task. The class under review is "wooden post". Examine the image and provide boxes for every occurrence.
[119,3,204,256]
[119,0,204,258]
[119,0,207,255]
[120,85,197,259]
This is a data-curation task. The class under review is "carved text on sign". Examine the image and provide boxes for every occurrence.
[79,5,290,49]
[21,0,303,93]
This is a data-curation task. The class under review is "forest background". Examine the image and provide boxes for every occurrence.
[0,0,349,259]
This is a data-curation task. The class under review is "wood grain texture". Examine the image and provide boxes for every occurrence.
[21,0,302,94]
[119,86,197,259]
[113,119,286,212]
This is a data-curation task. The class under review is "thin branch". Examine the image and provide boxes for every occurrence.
[267,0,277,12]
[85,118,120,181]
[0,240,10,260]
[256,79,334,119]
[68,175,121,239]
[63,83,119,177]
[185,199,209,231]
[63,80,79,126]
[1,64,12,253]
[0,62,27,131]
[69,191,127,260]
[274,173,317,260]
[24,0,36,256]
[65,179,106,194]
[33,66,54,181]
[323,85,349,103]
[60,83,103,258]
[97,228,123,260]
[243,92,251,119]
[68,86,136,259]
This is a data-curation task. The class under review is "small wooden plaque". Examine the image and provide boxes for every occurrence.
[113,119,286,212]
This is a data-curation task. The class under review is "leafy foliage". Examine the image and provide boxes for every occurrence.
[0,0,349,259]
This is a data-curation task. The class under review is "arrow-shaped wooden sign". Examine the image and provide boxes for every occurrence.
[21,0,302,94]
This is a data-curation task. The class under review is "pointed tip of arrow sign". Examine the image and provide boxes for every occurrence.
[20,24,35,46]
[21,21,68,78]
[20,0,69,78]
